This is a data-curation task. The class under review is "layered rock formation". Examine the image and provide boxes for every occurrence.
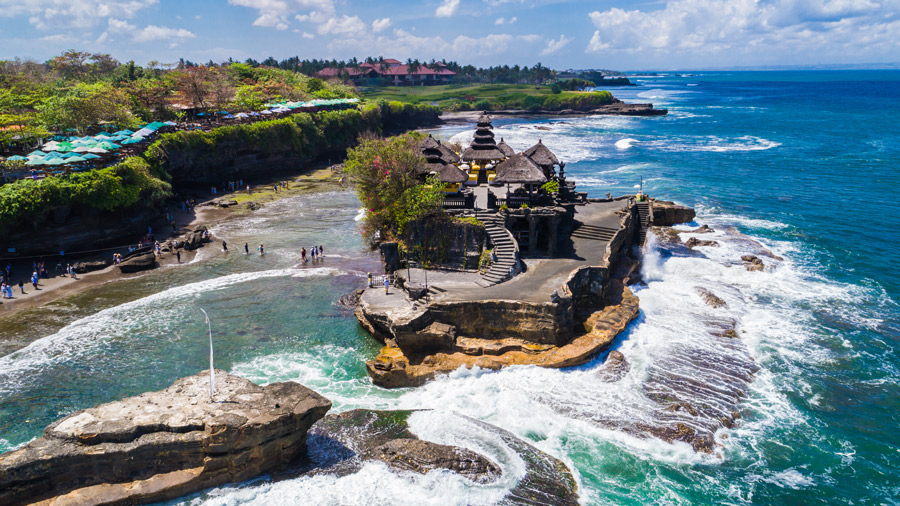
[650,199,696,226]
[0,371,331,506]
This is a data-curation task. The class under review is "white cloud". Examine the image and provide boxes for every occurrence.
[106,18,195,43]
[302,31,315,39]
[541,34,571,55]
[228,0,335,30]
[372,17,392,33]
[586,0,900,64]
[318,14,366,35]
[494,16,516,24]
[329,29,542,60]
[0,0,159,29]
[436,0,460,17]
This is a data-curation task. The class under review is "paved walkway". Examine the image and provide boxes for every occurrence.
[411,200,628,304]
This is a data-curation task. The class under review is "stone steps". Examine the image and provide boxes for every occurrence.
[475,211,518,286]
[636,202,651,245]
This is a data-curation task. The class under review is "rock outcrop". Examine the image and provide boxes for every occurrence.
[594,350,629,382]
[697,288,727,308]
[0,371,331,506]
[304,409,579,505]
[741,255,765,271]
[117,252,157,273]
[650,200,696,226]
[183,225,210,251]
[685,237,719,249]
[73,259,111,274]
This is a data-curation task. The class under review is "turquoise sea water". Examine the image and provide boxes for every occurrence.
[0,71,898,504]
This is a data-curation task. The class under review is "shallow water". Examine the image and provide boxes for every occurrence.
[2,71,899,505]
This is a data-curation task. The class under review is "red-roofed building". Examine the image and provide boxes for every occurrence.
[317,59,456,86]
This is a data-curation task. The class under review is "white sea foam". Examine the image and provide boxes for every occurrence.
[0,268,342,396]
[615,138,639,150]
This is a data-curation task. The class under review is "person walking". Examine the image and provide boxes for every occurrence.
[18,280,24,294]
[176,251,181,263]
[384,275,390,295]
[222,241,228,252]
[244,243,249,254]
[31,271,39,290]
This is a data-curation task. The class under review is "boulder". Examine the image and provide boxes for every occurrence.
[741,255,765,272]
[0,371,331,506]
[595,350,629,382]
[72,259,111,274]
[685,237,719,249]
[117,252,157,273]
[337,288,365,310]
[393,322,457,354]
[183,226,209,251]
[215,199,239,208]
[368,439,500,483]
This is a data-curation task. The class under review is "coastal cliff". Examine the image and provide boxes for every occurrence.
[0,371,331,506]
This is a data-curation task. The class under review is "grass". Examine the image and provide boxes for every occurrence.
[223,167,345,213]
[360,84,614,112]
[361,84,556,104]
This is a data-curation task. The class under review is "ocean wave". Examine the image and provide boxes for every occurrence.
[0,268,342,396]
[654,135,781,153]
[615,138,639,150]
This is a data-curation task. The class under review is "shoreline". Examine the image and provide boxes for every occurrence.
[0,165,345,321]
[439,103,666,124]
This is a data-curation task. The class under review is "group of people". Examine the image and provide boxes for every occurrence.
[300,245,324,263]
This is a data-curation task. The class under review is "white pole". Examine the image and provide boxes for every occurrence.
[199,308,214,402]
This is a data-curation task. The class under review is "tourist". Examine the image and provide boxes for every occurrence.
[222,241,228,252]
[300,247,307,263]
[244,243,249,254]
[247,186,251,195]
[258,244,265,255]
[31,271,39,290]
[311,246,317,260]
[384,276,390,295]
[1,282,7,299]
[176,251,181,263]
[18,280,24,294]
[319,245,324,258]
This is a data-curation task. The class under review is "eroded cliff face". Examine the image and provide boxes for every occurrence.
[0,371,331,506]
[402,218,486,271]
[650,199,696,226]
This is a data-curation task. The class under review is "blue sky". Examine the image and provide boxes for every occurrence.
[1,0,898,70]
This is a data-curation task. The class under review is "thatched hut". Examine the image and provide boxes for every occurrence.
[523,139,560,178]
[493,154,548,185]
[435,163,468,183]
[497,138,515,158]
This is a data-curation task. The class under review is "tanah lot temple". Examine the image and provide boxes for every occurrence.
[355,113,697,388]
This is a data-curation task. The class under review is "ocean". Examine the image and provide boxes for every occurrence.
[0,70,898,505]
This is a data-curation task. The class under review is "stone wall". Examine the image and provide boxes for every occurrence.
[403,217,485,271]
[428,299,574,346]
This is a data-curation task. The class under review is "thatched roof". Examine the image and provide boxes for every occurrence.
[523,139,560,167]
[436,140,460,164]
[462,145,506,162]
[421,135,441,151]
[435,163,468,183]
[476,112,493,126]
[497,138,515,157]
[493,154,548,184]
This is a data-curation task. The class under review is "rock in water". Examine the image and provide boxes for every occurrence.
[741,254,765,271]
[685,237,719,249]
[697,288,728,308]
[183,225,210,251]
[337,288,365,310]
[0,371,331,506]
[595,350,630,382]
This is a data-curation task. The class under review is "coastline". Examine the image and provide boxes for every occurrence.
[439,103,666,124]
[0,166,344,321]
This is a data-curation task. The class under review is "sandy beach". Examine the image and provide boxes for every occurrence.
[0,166,344,319]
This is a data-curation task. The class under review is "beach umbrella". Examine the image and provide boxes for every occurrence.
[7,155,28,161]
[42,141,60,151]
[87,147,108,154]
[81,153,101,160]
[73,146,92,153]
[163,121,176,126]
[25,158,47,166]
[28,150,46,157]
[60,152,77,158]
[249,112,260,116]
[45,158,66,166]
[260,110,273,115]
[98,141,120,150]
[113,130,134,136]
[133,128,154,137]
[235,113,249,118]
[64,156,87,163]
[223,114,236,119]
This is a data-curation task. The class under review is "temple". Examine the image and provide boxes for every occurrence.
[354,113,697,387]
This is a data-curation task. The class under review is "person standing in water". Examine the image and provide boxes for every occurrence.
[258,244,265,255]
[176,251,181,263]
[244,243,249,254]
[222,241,228,252]
[319,245,324,258]
[300,247,307,263]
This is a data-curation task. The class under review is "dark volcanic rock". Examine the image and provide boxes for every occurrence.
[0,371,331,506]
[183,225,210,251]
[690,224,714,234]
[117,252,157,273]
[685,237,719,249]
[337,289,365,310]
[595,350,629,382]
[304,409,579,505]
[72,259,111,274]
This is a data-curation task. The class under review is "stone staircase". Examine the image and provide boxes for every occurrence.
[570,223,618,242]
[636,202,651,245]
[477,168,489,185]
[476,211,518,286]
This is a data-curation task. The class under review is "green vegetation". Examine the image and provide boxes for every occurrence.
[360,84,614,112]
[344,132,444,240]
[0,157,171,233]
[541,180,560,193]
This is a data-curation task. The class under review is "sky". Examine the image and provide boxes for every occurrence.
[0,0,899,70]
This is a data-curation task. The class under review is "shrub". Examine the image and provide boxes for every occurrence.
[549,83,562,94]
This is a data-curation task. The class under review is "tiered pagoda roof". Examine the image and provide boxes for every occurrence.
[523,139,560,167]
[461,113,506,162]
[422,135,466,182]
